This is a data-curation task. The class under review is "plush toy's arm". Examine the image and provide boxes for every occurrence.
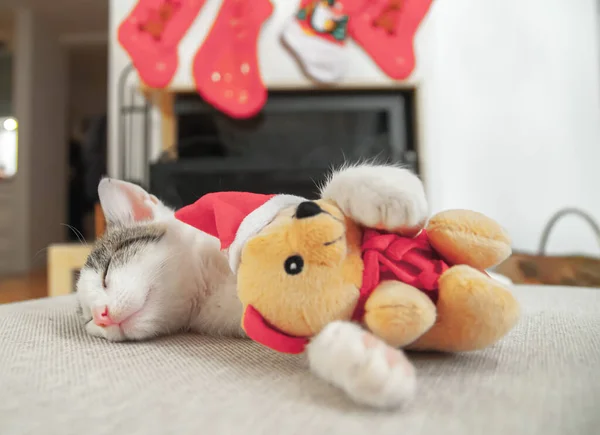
[320,163,428,235]
[426,209,512,270]
[363,281,436,347]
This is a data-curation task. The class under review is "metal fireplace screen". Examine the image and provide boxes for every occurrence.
[118,76,417,209]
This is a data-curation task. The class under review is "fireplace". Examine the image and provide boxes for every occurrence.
[149,89,418,209]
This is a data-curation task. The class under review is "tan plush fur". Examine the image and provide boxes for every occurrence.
[426,209,512,270]
[237,200,520,352]
[406,265,521,352]
[364,281,437,347]
[237,200,364,337]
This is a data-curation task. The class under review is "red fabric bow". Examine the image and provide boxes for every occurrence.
[352,229,449,321]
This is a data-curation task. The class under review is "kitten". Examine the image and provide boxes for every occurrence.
[76,178,244,341]
[77,162,431,342]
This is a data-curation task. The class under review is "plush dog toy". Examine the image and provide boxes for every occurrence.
[176,164,520,409]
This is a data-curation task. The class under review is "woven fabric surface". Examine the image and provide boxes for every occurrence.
[0,285,599,435]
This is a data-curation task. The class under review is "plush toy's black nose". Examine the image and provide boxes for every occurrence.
[295,201,322,219]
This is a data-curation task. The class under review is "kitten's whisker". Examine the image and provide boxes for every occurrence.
[61,223,88,245]
[31,246,50,264]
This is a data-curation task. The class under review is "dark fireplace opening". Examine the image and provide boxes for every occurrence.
[150,89,418,209]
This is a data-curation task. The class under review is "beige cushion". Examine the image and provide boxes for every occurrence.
[0,285,599,434]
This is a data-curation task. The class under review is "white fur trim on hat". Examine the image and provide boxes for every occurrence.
[227,194,306,273]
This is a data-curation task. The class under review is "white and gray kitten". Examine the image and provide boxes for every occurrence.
[76,178,244,342]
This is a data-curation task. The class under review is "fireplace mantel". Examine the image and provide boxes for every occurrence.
[127,88,420,209]
[141,83,419,161]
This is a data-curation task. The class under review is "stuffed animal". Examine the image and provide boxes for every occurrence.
[175,164,520,409]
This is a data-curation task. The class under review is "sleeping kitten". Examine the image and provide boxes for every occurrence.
[77,163,431,342]
[76,178,244,341]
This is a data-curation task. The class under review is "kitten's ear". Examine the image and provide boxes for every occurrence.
[98,178,165,225]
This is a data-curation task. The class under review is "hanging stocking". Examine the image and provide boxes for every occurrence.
[118,0,206,88]
[281,0,364,84]
[348,0,433,80]
[193,0,273,119]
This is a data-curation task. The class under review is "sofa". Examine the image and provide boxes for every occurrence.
[1,284,599,435]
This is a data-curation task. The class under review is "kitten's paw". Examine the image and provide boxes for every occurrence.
[307,321,416,409]
[320,164,428,233]
[85,321,126,342]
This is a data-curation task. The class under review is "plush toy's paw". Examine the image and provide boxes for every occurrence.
[320,164,428,235]
[307,321,416,409]
[364,281,437,347]
[407,265,520,352]
[426,209,512,269]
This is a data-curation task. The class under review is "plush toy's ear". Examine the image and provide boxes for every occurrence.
[98,178,169,226]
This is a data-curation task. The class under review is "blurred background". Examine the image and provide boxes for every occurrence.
[0,0,599,301]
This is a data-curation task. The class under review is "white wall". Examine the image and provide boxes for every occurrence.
[1,8,68,274]
[26,10,68,269]
[420,0,600,256]
[68,46,108,138]
[0,9,14,49]
[0,53,12,116]
[108,0,600,256]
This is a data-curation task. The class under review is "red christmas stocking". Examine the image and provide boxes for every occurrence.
[192,0,273,119]
[118,0,206,88]
[349,0,433,80]
[281,0,364,84]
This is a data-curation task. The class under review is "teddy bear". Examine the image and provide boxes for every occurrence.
[175,163,520,409]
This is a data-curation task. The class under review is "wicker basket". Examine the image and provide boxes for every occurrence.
[495,208,600,287]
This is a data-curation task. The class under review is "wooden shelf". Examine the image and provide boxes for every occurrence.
[47,244,93,297]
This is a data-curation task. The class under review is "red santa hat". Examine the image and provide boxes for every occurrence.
[175,191,305,273]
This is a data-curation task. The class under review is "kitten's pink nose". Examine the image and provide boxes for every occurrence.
[93,306,116,327]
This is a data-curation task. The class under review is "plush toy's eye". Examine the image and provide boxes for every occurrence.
[284,255,304,275]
